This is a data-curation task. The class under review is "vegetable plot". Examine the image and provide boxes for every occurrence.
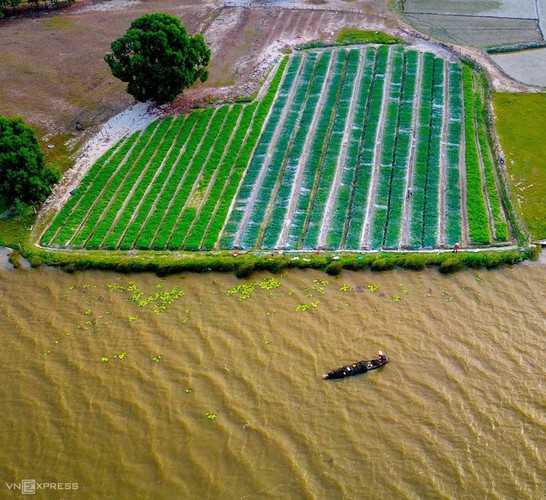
[41,45,514,252]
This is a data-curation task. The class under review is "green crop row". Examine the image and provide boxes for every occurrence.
[183,103,257,250]
[134,109,210,249]
[41,134,134,246]
[422,57,444,249]
[241,53,319,248]
[326,47,378,249]
[169,105,243,249]
[345,46,387,249]
[102,117,186,249]
[67,121,162,247]
[84,119,176,249]
[301,49,350,249]
[384,49,419,248]
[262,51,332,249]
[152,106,229,249]
[282,50,350,249]
[475,92,508,241]
[117,116,194,250]
[221,56,300,248]
[462,66,491,245]
[408,52,435,249]
[215,57,290,249]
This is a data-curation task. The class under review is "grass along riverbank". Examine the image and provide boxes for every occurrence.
[493,93,546,240]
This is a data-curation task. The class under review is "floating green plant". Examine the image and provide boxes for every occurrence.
[115,352,127,360]
[392,295,402,302]
[339,284,352,292]
[368,284,380,292]
[264,340,271,345]
[185,388,193,393]
[101,356,110,362]
[295,303,310,312]
[128,315,139,322]
[152,354,162,363]
[205,412,217,420]
[84,309,92,316]
[225,283,256,301]
[476,274,483,281]
[259,277,281,290]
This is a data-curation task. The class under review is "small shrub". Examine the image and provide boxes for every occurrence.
[371,257,395,271]
[325,261,343,275]
[439,257,464,274]
[8,250,22,269]
[235,261,256,279]
[28,255,43,268]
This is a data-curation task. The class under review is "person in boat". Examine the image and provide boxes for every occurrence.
[378,351,387,363]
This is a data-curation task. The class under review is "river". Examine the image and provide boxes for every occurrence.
[1,256,545,498]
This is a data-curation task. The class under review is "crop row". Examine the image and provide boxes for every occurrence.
[444,63,462,246]
[220,55,303,248]
[474,90,508,241]
[341,46,388,249]
[462,66,491,245]
[241,52,320,248]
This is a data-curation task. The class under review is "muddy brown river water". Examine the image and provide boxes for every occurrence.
[1,257,545,498]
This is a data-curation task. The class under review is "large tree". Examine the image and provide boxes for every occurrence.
[104,13,211,104]
[0,116,60,206]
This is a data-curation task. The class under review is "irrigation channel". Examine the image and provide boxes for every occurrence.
[1,260,545,497]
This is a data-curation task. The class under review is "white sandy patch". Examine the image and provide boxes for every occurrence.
[77,0,143,13]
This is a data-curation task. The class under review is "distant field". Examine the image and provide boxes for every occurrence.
[403,0,544,49]
[41,45,513,252]
[494,93,546,240]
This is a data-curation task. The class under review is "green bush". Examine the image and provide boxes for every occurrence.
[325,261,343,275]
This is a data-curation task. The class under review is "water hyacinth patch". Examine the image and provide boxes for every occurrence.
[205,412,217,420]
[368,284,380,292]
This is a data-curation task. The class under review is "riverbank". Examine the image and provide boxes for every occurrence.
[2,244,540,276]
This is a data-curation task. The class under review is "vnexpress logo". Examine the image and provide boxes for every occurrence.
[6,479,78,494]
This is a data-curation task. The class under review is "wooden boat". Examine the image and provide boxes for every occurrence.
[323,355,388,380]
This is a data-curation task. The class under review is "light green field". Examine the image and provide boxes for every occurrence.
[493,93,546,239]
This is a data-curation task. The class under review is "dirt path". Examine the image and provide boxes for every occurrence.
[400,50,423,248]
[437,60,449,248]
[360,46,394,249]
[233,53,306,247]
[276,50,335,249]
[317,48,366,249]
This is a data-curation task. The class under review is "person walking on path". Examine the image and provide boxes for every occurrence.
[453,242,460,253]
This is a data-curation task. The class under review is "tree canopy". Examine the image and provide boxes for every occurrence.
[0,116,60,206]
[104,13,211,104]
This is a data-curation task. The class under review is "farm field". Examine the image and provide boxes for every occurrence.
[493,93,546,240]
[41,44,513,252]
[403,0,545,49]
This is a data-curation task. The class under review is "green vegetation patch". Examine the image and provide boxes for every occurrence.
[335,28,400,46]
[493,93,546,239]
